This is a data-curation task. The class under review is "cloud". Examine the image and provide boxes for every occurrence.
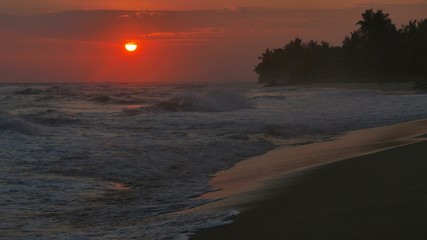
[0,10,233,42]
[138,27,226,43]
[135,11,167,17]
[1,5,426,45]
[1,0,425,15]
[1,5,426,83]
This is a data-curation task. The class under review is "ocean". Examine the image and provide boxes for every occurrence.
[1,82,427,239]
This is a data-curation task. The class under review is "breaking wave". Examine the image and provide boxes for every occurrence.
[13,86,79,100]
[158,90,253,112]
[0,111,42,135]
[14,87,45,95]
[21,110,80,127]
[89,94,146,105]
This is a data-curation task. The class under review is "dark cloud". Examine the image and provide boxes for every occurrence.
[0,10,243,41]
[1,5,426,83]
[1,5,426,44]
[0,8,355,43]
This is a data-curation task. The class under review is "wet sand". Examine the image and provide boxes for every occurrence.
[191,120,427,239]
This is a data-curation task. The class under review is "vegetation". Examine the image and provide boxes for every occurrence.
[255,9,427,87]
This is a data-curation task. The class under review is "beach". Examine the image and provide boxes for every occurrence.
[2,2,427,239]
[3,83,427,239]
[192,119,427,239]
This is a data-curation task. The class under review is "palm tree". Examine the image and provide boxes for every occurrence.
[357,9,396,42]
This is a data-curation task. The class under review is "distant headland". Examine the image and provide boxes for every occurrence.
[255,9,427,88]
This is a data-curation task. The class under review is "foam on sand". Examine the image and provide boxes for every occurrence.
[192,119,427,211]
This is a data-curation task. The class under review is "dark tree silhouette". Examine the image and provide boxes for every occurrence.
[357,9,396,42]
[255,38,342,85]
[398,19,427,77]
[353,9,397,77]
[255,9,427,87]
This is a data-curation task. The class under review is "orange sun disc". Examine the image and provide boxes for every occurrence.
[125,42,138,52]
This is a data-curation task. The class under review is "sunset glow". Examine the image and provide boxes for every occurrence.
[2,1,427,239]
[1,2,426,83]
[125,42,138,52]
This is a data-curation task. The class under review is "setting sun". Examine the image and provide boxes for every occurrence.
[125,42,138,52]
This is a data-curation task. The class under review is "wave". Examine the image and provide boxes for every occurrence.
[14,87,45,95]
[0,111,42,135]
[250,95,287,100]
[14,86,64,95]
[89,94,146,105]
[262,123,335,138]
[118,108,150,117]
[21,110,80,127]
[157,90,253,112]
[89,95,112,103]
[13,86,79,100]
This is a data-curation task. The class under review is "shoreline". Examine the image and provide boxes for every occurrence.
[264,81,420,92]
[190,119,427,239]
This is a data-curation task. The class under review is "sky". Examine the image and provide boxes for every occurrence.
[1,0,425,14]
[0,1,426,83]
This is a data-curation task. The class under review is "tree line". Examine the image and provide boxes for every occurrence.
[255,9,427,87]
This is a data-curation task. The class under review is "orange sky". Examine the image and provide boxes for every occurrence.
[1,0,425,14]
[0,1,426,83]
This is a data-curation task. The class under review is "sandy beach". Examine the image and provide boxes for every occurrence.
[192,119,427,239]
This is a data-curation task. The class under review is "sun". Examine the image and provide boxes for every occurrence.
[125,42,138,52]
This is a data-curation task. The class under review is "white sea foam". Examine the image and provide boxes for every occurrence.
[2,83,427,239]
[0,111,42,135]
[159,89,253,112]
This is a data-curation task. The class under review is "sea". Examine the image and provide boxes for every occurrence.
[1,82,427,239]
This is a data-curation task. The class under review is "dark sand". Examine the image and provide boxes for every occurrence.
[192,140,427,240]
